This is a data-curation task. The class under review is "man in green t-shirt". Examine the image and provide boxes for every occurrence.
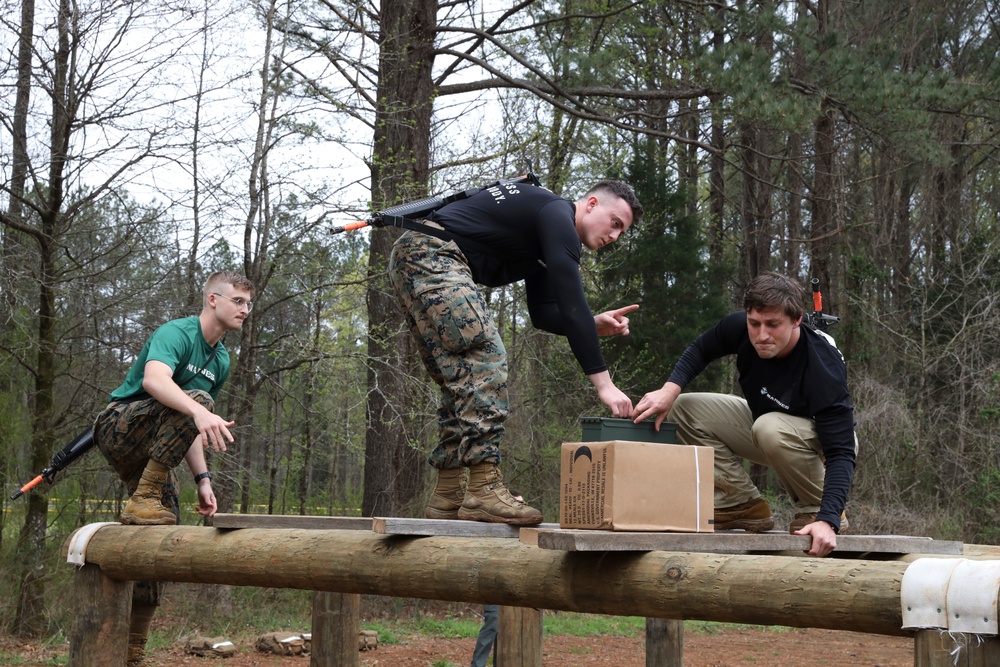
[93,270,254,667]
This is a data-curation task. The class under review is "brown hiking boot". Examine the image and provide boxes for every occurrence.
[425,467,467,520]
[457,463,542,525]
[713,497,774,532]
[121,461,176,526]
[789,512,849,534]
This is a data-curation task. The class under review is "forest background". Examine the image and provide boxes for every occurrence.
[0,0,998,640]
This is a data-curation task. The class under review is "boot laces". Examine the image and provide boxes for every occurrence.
[485,469,523,506]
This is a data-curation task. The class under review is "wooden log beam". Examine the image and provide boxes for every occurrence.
[76,525,920,637]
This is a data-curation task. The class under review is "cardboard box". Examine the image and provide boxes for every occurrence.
[559,440,714,532]
[580,417,677,444]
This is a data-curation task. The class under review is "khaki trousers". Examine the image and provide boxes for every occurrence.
[670,392,855,512]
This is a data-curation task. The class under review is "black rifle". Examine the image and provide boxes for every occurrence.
[330,173,542,235]
[804,278,840,333]
[10,429,95,500]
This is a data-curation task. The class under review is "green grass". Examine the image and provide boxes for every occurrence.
[542,612,645,637]
[370,611,786,642]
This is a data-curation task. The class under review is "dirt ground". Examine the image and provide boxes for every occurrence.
[2,625,915,666]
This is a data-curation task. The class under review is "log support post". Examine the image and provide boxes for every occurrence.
[70,564,131,667]
[645,617,683,667]
[914,629,1000,667]
[310,591,361,667]
[497,605,542,667]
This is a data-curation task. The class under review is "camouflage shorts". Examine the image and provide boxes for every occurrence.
[389,230,508,468]
[93,390,214,606]
[93,390,214,512]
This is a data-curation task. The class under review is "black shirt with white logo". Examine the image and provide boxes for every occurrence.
[668,311,856,527]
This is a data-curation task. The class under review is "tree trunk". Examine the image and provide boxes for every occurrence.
[361,0,437,517]
[809,0,835,287]
[14,0,70,636]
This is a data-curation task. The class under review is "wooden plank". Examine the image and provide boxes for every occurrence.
[518,527,543,546]
[527,529,963,555]
[212,513,372,531]
[372,517,560,538]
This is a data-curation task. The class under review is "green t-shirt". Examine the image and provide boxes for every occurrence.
[109,316,230,402]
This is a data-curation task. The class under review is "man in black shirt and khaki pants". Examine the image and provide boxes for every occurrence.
[633,272,858,557]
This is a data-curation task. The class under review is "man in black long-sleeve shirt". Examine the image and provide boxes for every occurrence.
[633,272,857,556]
[389,179,643,525]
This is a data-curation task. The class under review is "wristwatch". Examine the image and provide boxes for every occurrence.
[194,471,212,483]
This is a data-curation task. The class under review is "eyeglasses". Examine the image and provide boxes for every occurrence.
[213,293,254,312]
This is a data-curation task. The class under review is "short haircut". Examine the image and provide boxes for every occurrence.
[204,271,255,300]
[585,180,644,225]
[743,272,805,320]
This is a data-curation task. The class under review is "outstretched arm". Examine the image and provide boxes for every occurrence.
[143,360,234,452]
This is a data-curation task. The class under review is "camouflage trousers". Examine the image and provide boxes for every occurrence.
[93,390,214,605]
[389,230,507,469]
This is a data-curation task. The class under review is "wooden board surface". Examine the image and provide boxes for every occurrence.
[212,513,372,530]
[209,514,963,557]
[525,528,963,555]
[372,517,561,538]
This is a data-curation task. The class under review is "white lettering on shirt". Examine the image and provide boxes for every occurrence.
[187,363,216,382]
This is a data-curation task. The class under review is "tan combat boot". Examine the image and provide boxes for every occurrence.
[127,603,156,667]
[713,497,774,532]
[121,460,176,525]
[457,463,542,525]
[425,467,467,519]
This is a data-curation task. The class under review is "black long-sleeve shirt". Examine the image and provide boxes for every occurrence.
[426,183,606,375]
[667,311,856,527]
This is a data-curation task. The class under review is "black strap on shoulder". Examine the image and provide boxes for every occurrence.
[178,338,222,387]
[375,173,543,257]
